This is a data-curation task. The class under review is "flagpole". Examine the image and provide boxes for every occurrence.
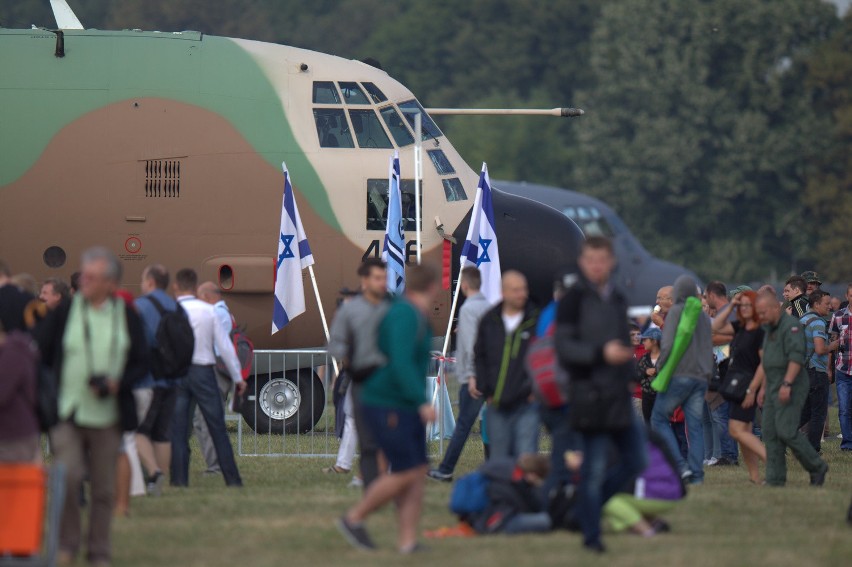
[307,264,339,376]
[414,113,423,265]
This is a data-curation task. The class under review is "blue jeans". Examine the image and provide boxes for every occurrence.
[540,405,581,498]
[651,376,707,481]
[576,416,647,546]
[437,384,484,474]
[487,403,540,460]
[171,365,242,486]
[712,401,738,461]
[504,512,552,534]
[837,371,852,450]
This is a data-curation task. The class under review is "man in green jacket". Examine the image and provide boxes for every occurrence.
[752,292,828,487]
[338,265,438,554]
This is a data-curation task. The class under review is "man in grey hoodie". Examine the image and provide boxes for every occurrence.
[651,275,714,484]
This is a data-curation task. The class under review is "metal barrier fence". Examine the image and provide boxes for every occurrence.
[237,349,338,457]
[235,349,459,458]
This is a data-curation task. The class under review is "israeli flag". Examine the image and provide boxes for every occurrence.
[382,151,406,295]
[272,162,315,334]
[461,163,502,304]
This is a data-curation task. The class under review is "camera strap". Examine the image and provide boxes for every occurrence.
[82,298,120,378]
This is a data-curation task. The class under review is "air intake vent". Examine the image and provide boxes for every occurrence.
[144,160,181,198]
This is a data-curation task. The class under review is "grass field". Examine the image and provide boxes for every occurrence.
[102,413,852,567]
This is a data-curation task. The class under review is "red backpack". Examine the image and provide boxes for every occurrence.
[215,312,254,381]
[525,320,571,408]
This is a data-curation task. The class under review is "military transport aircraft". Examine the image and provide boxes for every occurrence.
[496,181,700,307]
[0,2,584,433]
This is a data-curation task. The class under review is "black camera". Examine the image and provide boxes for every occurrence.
[89,375,111,399]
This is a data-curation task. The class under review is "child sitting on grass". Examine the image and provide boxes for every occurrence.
[470,454,552,535]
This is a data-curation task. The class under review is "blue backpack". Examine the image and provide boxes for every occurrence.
[449,471,490,516]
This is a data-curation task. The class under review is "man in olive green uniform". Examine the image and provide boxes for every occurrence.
[753,293,828,486]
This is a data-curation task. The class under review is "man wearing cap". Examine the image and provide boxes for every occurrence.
[753,291,828,486]
[801,272,822,297]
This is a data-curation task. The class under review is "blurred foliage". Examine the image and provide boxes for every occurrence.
[1,0,848,282]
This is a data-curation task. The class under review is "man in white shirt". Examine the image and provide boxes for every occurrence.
[170,269,246,487]
[195,281,237,474]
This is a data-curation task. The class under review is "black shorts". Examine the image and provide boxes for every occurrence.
[136,387,177,442]
[362,405,427,472]
[728,399,756,424]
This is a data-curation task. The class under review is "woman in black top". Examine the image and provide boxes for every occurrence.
[711,290,766,483]
[636,327,662,425]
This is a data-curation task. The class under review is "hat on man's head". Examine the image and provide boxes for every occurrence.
[801,271,822,285]
[728,285,753,301]
[639,327,662,342]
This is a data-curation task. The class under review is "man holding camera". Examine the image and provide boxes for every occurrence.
[36,247,148,566]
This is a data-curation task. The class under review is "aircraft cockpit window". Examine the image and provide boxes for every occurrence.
[562,206,613,237]
[362,82,388,104]
[313,108,355,148]
[366,179,421,231]
[442,178,468,202]
[349,110,393,149]
[312,81,341,104]
[379,106,414,147]
[338,82,370,104]
[398,100,443,140]
[427,150,455,175]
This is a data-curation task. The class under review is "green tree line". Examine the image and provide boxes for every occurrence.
[3,0,849,282]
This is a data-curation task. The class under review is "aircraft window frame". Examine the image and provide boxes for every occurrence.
[398,99,443,140]
[562,206,614,237]
[379,106,415,147]
[366,178,422,231]
[427,149,455,175]
[338,81,371,105]
[348,109,393,149]
[313,108,355,149]
[441,178,468,202]
[361,82,388,104]
[312,81,342,104]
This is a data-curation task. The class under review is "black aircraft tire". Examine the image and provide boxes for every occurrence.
[240,370,325,435]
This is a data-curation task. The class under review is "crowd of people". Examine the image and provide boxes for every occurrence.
[3,238,852,561]
[326,237,852,554]
[0,251,246,566]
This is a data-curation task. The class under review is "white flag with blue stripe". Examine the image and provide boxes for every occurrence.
[461,163,502,304]
[382,151,406,295]
[272,163,315,334]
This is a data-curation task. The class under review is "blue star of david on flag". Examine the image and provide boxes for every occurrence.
[477,239,492,266]
[277,234,295,268]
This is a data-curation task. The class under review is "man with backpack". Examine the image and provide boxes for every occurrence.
[555,237,646,553]
[196,281,246,475]
[133,264,182,495]
[428,267,491,482]
[170,269,245,488]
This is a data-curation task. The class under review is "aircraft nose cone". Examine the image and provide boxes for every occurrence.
[452,188,584,305]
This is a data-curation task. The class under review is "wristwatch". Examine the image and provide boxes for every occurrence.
[781,381,793,388]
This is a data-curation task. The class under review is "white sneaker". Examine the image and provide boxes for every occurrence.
[706,458,718,466]
[838,433,844,439]
[348,476,363,489]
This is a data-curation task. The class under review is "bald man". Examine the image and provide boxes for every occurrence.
[475,271,540,460]
[651,286,674,328]
[195,281,237,475]
[751,292,828,486]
